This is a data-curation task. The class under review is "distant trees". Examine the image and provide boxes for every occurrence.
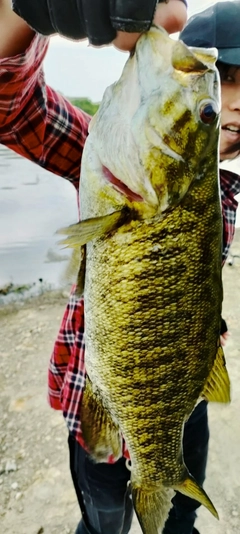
[69,97,100,116]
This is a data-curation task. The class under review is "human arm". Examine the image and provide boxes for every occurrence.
[0,33,90,187]
[0,0,34,57]
[0,0,187,184]
[12,0,187,49]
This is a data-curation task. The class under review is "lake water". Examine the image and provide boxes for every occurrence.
[0,145,240,301]
[0,145,78,295]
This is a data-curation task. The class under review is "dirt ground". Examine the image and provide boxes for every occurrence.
[1,232,240,534]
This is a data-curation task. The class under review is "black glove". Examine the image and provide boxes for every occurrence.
[13,0,187,46]
[13,0,159,45]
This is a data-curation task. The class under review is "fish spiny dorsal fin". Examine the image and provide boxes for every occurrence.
[172,40,210,73]
[201,343,231,403]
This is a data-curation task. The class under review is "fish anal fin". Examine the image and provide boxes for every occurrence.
[132,483,173,534]
[80,376,122,462]
[202,343,231,403]
[174,475,219,519]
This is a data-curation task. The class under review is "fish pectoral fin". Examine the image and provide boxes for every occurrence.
[56,208,129,248]
[201,343,231,403]
[80,376,122,462]
[132,483,173,534]
[174,475,219,519]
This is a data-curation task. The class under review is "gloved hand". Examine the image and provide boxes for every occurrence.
[12,0,187,46]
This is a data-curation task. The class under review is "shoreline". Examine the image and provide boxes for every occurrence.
[0,280,70,310]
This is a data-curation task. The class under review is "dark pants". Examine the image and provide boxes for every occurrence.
[69,401,209,534]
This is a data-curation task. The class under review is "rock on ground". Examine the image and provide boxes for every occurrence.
[1,230,240,534]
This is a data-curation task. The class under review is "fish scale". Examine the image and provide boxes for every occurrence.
[83,202,221,482]
[58,26,230,533]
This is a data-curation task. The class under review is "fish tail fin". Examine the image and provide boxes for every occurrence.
[81,377,122,461]
[174,474,219,519]
[131,483,173,534]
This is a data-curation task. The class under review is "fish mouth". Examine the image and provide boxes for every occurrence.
[102,166,144,203]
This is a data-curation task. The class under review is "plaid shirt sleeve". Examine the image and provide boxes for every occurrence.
[0,33,90,189]
[0,34,91,448]
[220,169,240,264]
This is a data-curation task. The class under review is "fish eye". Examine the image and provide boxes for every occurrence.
[199,102,218,125]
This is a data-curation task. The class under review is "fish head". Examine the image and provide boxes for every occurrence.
[81,26,220,220]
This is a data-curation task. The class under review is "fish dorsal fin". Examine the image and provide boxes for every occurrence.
[172,40,210,73]
[201,343,231,403]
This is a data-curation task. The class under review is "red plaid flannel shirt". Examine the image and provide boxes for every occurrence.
[0,34,239,458]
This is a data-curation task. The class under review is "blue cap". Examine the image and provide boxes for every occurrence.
[180,1,240,66]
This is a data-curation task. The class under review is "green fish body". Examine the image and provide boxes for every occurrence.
[59,27,230,533]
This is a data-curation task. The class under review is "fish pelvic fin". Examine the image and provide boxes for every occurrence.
[61,245,86,296]
[57,208,130,248]
[132,483,174,534]
[75,245,86,296]
[174,475,219,519]
[201,343,231,403]
[80,376,122,462]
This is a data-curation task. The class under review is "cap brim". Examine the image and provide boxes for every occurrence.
[218,48,240,66]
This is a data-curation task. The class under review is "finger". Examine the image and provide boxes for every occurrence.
[113,31,141,52]
[154,1,188,34]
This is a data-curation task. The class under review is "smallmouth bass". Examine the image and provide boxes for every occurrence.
[59,26,230,534]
